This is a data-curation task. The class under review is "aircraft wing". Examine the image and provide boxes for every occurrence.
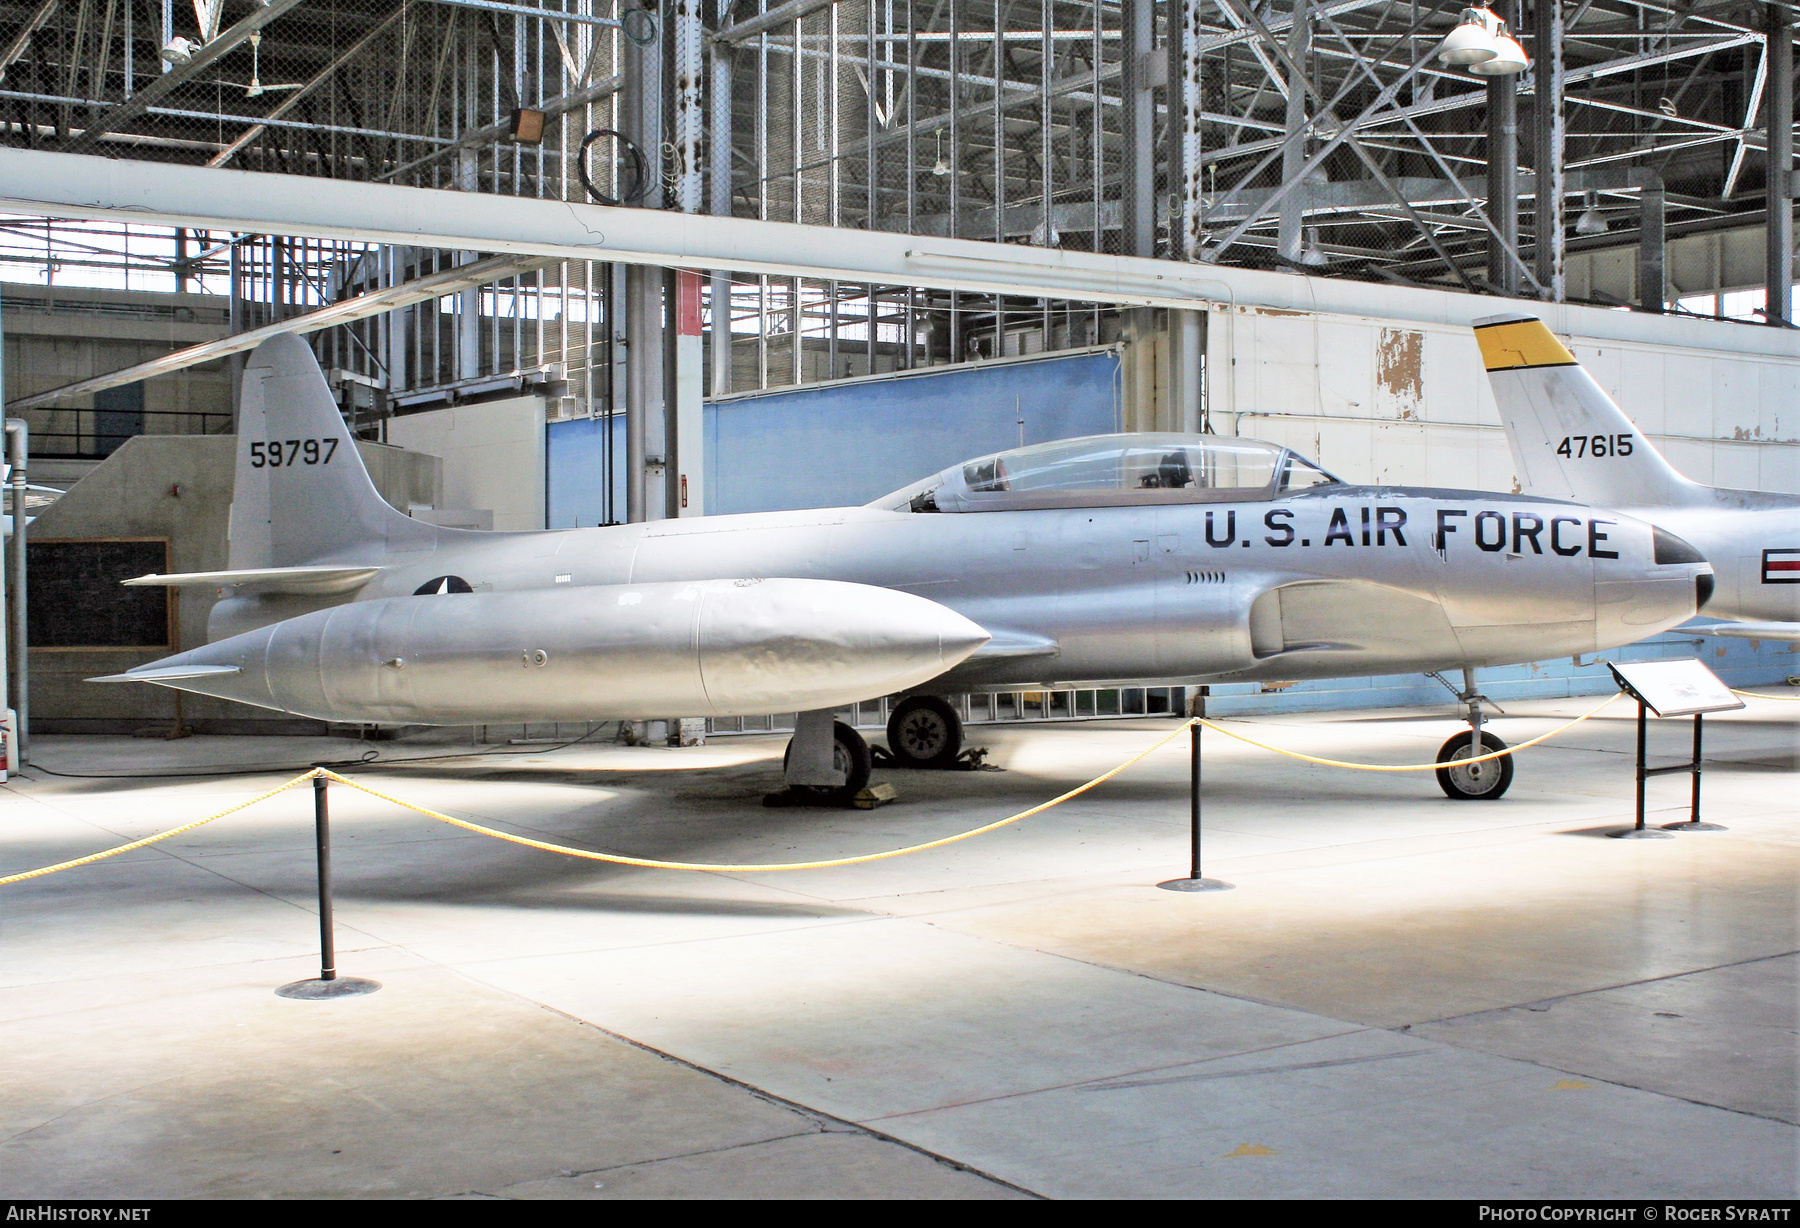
[121,565,383,595]
[1689,621,1800,642]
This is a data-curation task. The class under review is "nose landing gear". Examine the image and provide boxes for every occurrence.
[1430,669,1514,800]
[769,713,872,808]
[1435,729,1514,800]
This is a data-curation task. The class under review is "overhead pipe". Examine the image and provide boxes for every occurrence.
[6,417,25,764]
[9,253,551,412]
[1765,0,1793,328]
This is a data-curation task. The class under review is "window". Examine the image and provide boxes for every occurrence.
[27,539,172,649]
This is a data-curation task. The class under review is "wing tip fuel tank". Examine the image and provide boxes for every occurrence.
[94,579,990,725]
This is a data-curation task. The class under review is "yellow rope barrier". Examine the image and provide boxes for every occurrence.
[313,717,1198,872]
[0,774,317,886]
[1731,687,1800,702]
[0,720,1198,883]
[1196,691,1625,771]
[0,689,1650,885]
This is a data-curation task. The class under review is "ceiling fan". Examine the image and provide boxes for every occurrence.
[220,33,304,98]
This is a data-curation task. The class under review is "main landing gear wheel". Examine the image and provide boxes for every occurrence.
[885,696,964,769]
[1435,730,1513,801]
[782,721,872,806]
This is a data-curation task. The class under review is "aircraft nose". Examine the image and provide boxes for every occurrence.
[1649,525,1715,611]
[1594,515,1714,645]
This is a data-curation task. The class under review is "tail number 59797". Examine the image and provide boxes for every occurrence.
[250,438,339,468]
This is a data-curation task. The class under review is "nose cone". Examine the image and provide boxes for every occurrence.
[696,579,989,716]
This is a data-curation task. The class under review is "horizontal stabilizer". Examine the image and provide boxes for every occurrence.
[1689,622,1800,642]
[122,565,382,594]
[89,664,243,684]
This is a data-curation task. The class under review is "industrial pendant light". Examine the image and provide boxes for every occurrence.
[932,131,949,177]
[1468,20,1530,75]
[1574,192,1609,236]
[1299,228,1329,268]
[1437,7,1501,66]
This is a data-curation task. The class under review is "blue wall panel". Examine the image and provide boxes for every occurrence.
[703,350,1120,514]
[548,349,1120,526]
[546,413,626,529]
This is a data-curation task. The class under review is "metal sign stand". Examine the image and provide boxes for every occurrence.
[1607,660,1738,841]
[277,776,382,1000]
[1159,722,1233,893]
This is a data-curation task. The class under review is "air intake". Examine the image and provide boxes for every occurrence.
[1653,527,1707,566]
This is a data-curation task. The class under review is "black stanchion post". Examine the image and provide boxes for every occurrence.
[314,775,336,983]
[1159,719,1233,893]
[1189,721,1202,882]
[277,773,382,999]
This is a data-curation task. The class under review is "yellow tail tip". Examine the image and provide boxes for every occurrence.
[1472,315,1578,371]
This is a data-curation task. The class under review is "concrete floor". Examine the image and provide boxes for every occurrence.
[1,695,1796,1199]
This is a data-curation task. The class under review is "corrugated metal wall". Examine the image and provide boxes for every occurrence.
[1211,306,1800,495]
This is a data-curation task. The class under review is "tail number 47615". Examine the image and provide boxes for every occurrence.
[250,438,339,468]
[1556,434,1633,459]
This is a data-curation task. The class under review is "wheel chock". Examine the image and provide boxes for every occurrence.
[853,783,899,810]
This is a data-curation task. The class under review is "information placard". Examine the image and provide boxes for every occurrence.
[1607,658,1743,718]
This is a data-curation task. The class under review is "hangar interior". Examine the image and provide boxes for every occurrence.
[0,0,1796,1201]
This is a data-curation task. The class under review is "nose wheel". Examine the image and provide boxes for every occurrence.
[1435,730,1513,800]
[883,696,964,769]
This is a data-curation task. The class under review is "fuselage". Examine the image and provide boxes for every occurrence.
[212,483,1707,697]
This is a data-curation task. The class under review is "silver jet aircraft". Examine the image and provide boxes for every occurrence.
[101,334,1714,801]
[1477,313,1800,641]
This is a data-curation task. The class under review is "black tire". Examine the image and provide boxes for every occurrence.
[885,696,964,769]
[1435,730,1513,800]
[782,721,872,805]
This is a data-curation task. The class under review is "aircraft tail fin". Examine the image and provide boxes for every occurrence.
[228,335,432,568]
[1475,314,1707,509]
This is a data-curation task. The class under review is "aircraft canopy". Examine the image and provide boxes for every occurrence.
[893,433,1340,512]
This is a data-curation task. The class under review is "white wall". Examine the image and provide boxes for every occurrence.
[385,395,546,530]
[1209,304,1800,497]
